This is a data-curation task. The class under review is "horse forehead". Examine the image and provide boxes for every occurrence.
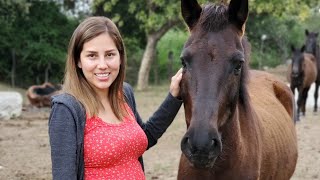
[306,33,317,41]
[292,52,303,62]
[186,29,239,53]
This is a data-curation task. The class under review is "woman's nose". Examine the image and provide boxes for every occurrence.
[97,57,109,68]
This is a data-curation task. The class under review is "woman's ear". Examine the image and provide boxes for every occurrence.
[78,61,82,68]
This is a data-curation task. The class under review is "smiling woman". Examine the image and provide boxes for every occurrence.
[78,32,121,97]
[48,16,183,180]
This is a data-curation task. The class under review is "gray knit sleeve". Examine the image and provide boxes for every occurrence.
[49,101,78,180]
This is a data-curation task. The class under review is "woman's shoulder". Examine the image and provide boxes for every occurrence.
[51,92,85,116]
[51,92,84,110]
[123,82,135,100]
[123,82,134,94]
[51,92,78,104]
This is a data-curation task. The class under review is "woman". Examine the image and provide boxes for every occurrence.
[48,16,183,180]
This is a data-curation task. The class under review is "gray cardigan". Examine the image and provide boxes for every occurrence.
[48,83,182,180]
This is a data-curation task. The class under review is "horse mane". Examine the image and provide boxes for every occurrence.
[239,36,250,108]
[198,3,228,32]
[199,3,251,108]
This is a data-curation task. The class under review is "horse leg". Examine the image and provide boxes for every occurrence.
[290,86,298,122]
[301,87,310,116]
[314,82,319,112]
[290,85,295,95]
[297,90,303,119]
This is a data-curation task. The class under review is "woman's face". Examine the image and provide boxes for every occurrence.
[78,32,120,95]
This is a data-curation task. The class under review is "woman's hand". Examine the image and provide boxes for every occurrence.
[170,68,183,98]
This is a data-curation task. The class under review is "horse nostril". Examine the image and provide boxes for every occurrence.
[292,73,299,78]
[211,138,222,154]
[181,136,196,153]
[186,137,196,152]
[211,139,216,146]
[187,138,192,146]
[182,136,190,148]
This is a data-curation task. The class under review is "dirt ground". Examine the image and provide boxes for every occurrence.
[0,66,320,180]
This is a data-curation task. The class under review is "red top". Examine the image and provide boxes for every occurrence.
[84,104,148,180]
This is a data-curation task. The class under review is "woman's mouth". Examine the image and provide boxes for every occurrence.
[95,73,110,80]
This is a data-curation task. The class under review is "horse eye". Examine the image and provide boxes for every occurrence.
[234,59,244,76]
[181,57,187,68]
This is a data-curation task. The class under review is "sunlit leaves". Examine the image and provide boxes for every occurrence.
[251,0,318,20]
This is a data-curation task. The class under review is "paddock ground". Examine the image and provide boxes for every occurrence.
[0,66,319,179]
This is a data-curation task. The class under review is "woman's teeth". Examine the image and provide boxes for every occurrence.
[95,73,110,77]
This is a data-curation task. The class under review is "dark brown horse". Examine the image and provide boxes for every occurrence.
[26,82,61,107]
[287,45,317,120]
[304,29,320,112]
[178,0,298,179]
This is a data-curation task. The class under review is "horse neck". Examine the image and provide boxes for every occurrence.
[317,45,320,68]
[219,102,261,161]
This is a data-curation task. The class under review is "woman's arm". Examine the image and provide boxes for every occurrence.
[48,102,78,180]
[124,83,182,149]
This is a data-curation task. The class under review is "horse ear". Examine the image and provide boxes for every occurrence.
[181,0,202,30]
[301,45,305,52]
[228,0,248,33]
[305,29,309,36]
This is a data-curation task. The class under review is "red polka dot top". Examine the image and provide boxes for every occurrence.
[84,104,148,180]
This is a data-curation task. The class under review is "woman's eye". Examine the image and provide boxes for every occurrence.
[87,54,96,58]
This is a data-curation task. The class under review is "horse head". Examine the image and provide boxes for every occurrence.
[180,0,249,169]
[290,45,305,86]
[305,29,318,55]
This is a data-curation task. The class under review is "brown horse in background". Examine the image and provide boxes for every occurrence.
[287,45,317,120]
[26,82,61,108]
[304,29,320,112]
[178,0,298,179]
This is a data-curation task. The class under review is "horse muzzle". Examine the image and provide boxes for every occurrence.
[186,153,218,169]
[181,134,222,169]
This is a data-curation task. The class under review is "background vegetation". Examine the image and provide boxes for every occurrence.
[0,0,319,89]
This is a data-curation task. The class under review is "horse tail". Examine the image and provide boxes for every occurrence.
[272,80,296,123]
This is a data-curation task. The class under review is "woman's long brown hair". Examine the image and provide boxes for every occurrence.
[63,16,127,119]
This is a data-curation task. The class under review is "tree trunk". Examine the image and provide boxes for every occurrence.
[153,50,159,85]
[11,48,16,88]
[44,62,51,83]
[137,35,157,90]
[136,19,181,90]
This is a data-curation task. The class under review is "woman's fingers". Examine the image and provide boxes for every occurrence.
[170,68,183,97]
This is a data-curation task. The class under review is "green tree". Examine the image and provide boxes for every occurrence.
[0,0,30,87]
[18,1,77,86]
[0,0,77,87]
[93,0,184,90]
[93,0,218,90]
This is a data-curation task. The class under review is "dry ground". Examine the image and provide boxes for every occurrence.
[0,66,319,180]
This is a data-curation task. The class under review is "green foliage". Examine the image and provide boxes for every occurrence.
[156,29,187,67]
[246,10,320,69]
[149,29,187,84]
[93,0,146,47]
[251,0,318,20]
[1,0,319,87]
[0,0,77,87]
